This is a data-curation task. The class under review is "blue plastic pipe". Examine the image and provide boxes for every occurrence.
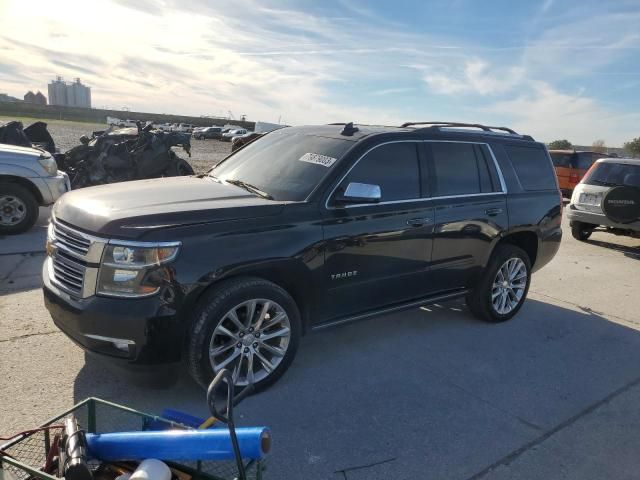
[85,427,270,461]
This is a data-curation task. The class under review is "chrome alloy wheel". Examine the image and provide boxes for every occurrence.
[0,195,27,226]
[491,258,527,315]
[209,299,291,386]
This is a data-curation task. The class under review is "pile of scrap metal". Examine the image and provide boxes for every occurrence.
[60,122,194,188]
[0,120,56,154]
[0,120,194,189]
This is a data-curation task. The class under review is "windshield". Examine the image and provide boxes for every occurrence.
[584,162,640,187]
[212,128,353,201]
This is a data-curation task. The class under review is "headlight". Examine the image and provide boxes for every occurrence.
[38,154,58,176]
[97,242,180,297]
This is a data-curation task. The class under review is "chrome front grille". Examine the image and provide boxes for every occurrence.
[51,252,86,295]
[47,219,106,298]
[53,221,91,256]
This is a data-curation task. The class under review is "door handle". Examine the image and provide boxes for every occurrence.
[406,218,431,227]
[485,208,503,217]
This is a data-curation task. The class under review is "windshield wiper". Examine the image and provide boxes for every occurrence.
[225,179,274,200]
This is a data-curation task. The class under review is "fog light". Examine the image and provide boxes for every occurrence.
[84,334,135,352]
[113,340,132,352]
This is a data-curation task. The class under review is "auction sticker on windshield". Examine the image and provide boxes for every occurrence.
[299,152,337,168]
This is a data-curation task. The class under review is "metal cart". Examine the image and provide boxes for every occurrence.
[0,371,264,480]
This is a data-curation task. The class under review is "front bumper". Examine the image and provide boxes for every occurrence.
[34,171,70,205]
[43,263,183,365]
[566,205,640,231]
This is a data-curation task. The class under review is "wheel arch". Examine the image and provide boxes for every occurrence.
[496,230,539,268]
[184,259,315,336]
[0,175,44,204]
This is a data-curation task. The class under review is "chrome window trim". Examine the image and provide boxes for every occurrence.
[324,139,508,210]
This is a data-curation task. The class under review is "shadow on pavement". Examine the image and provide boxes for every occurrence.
[585,237,640,260]
[72,298,640,480]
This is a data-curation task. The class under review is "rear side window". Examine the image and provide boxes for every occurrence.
[430,142,499,196]
[550,152,575,168]
[343,142,420,201]
[504,145,557,191]
[577,152,596,170]
[584,162,640,187]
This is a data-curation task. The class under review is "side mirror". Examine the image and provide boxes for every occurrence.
[335,182,381,205]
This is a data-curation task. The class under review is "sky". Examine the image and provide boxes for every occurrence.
[0,0,639,145]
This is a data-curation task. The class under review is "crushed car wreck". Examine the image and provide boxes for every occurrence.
[0,120,56,155]
[59,123,194,188]
[0,120,195,190]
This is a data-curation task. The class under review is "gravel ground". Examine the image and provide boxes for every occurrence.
[1,117,232,174]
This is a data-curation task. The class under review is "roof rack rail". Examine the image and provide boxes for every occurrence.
[401,121,519,135]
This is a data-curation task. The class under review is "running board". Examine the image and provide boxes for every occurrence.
[311,289,468,331]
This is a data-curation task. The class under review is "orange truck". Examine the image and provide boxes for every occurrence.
[548,150,610,197]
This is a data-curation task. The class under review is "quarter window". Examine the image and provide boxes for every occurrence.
[504,144,557,191]
[341,142,421,202]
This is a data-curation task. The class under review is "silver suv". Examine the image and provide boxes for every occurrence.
[0,144,70,234]
[567,158,640,240]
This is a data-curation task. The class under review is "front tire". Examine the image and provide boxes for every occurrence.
[466,244,531,323]
[0,183,39,235]
[571,221,593,241]
[187,277,301,392]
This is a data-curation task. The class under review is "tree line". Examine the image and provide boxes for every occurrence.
[547,138,640,157]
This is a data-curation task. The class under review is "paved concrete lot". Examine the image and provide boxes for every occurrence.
[1,208,639,479]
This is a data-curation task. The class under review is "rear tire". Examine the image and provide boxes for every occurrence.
[0,182,39,235]
[466,244,531,323]
[187,277,301,392]
[571,221,593,241]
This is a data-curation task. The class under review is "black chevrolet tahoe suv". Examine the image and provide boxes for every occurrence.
[43,122,562,391]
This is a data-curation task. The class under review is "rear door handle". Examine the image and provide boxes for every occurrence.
[485,208,503,216]
[406,218,432,227]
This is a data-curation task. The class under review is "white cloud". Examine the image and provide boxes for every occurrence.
[481,82,637,145]
[422,59,525,96]
[0,0,638,146]
[540,0,554,14]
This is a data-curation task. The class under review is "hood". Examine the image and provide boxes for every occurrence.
[0,143,45,161]
[53,175,285,238]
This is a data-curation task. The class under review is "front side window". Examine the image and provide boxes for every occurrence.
[212,128,353,201]
[340,142,420,202]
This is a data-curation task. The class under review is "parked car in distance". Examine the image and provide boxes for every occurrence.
[231,132,264,151]
[155,123,173,132]
[0,144,70,234]
[43,121,562,392]
[221,128,248,141]
[174,123,195,133]
[549,149,610,197]
[567,157,640,240]
[194,127,224,140]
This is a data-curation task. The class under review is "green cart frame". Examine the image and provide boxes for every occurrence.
[0,397,263,480]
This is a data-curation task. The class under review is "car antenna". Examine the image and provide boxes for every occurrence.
[340,122,359,136]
